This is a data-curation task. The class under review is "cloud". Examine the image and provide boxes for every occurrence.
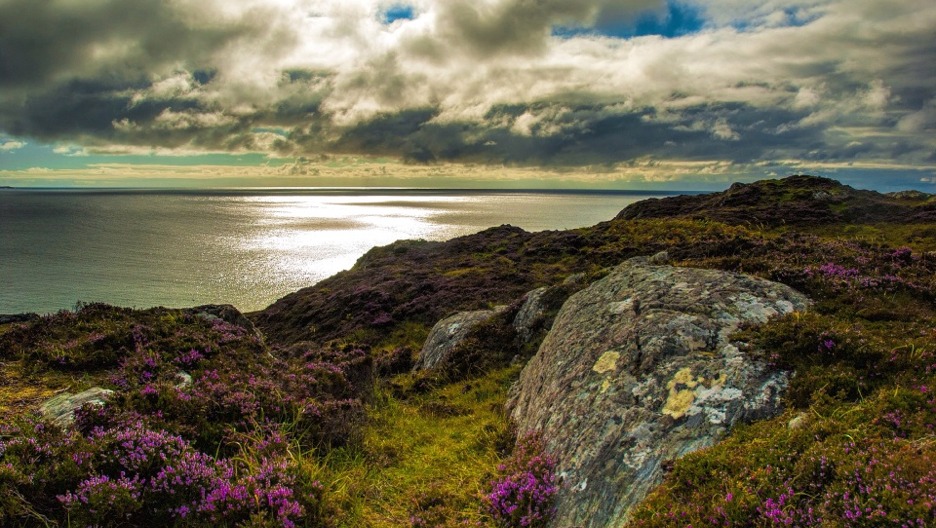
[0,0,933,175]
[0,139,25,151]
[430,0,665,58]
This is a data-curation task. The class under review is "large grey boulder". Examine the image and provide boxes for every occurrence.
[507,257,810,527]
[40,387,113,428]
[414,309,502,371]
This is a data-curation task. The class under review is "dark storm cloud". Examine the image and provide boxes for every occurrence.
[0,0,256,91]
[0,0,310,149]
[326,101,831,167]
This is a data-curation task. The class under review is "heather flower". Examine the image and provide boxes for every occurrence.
[486,433,558,528]
[890,247,913,264]
[817,262,860,279]
[175,348,204,366]
[89,422,188,478]
[59,473,144,525]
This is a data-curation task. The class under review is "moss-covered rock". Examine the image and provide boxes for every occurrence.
[508,257,810,527]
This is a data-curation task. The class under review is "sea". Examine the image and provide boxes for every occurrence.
[0,188,683,314]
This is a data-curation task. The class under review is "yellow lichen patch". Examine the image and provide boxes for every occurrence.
[600,378,612,393]
[662,367,704,419]
[592,351,620,374]
[712,372,727,387]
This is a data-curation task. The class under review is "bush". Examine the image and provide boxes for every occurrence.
[1,414,324,527]
[0,305,368,527]
[484,433,558,528]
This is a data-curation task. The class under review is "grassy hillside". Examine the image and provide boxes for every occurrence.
[2,175,935,527]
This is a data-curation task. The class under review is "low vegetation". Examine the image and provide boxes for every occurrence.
[1,176,934,526]
[628,257,936,527]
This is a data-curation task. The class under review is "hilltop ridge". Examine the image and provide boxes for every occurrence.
[617,174,935,226]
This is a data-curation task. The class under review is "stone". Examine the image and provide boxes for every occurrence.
[188,304,262,339]
[507,257,810,527]
[788,412,808,430]
[174,371,193,389]
[512,287,550,343]
[414,309,502,371]
[190,304,256,329]
[513,278,592,348]
[647,250,670,265]
[40,387,113,428]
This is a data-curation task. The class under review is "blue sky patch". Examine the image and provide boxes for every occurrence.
[382,4,415,24]
[554,1,704,39]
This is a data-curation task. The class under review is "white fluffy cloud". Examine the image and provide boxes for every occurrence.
[0,139,26,151]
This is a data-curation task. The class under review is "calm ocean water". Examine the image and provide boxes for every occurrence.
[0,188,679,314]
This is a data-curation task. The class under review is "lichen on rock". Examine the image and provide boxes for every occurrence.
[507,256,811,527]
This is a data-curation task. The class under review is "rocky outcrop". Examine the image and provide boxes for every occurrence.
[512,274,588,345]
[188,304,258,333]
[512,287,550,343]
[507,257,810,527]
[40,387,113,428]
[616,175,934,226]
[414,308,504,371]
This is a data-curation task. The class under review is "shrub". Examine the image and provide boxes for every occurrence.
[485,432,558,528]
[0,305,367,527]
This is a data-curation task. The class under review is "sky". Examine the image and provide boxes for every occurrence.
[0,0,934,191]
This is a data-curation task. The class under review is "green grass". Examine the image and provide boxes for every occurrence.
[794,223,936,253]
[307,366,520,527]
[0,359,106,418]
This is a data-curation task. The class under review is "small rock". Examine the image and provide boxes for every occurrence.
[512,287,550,343]
[648,250,670,265]
[414,308,503,371]
[174,371,193,389]
[188,304,264,342]
[40,387,113,428]
[787,413,808,430]
[188,304,259,334]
